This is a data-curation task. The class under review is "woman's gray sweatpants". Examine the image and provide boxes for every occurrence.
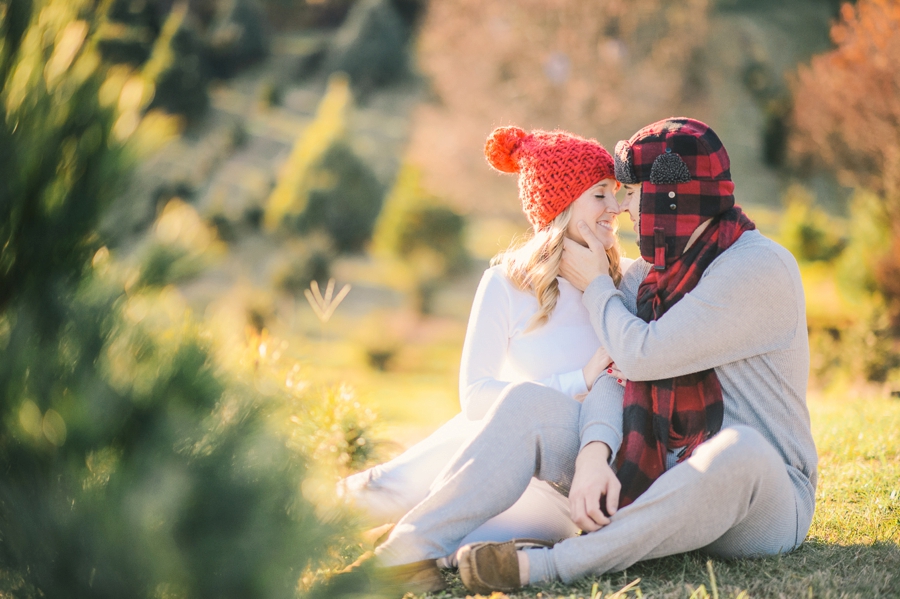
[375,382,815,583]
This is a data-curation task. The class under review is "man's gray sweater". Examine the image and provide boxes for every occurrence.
[579,230,817,517]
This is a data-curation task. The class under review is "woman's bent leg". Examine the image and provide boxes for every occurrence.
[339,413,481,524]
[376,382,582,566]
[435,478,578,568]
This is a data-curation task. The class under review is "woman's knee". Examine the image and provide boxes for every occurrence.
[494,382,568,421]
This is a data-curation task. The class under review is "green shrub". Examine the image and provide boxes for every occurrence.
[801,190,900,386]
[375,164,468,272]
[835,190,891,300]
[295,141,385,252]
[135,198,221,288]
[320,0,410,93]
[399,206,466,270]
[265,73,351,229]
[779,184,846,263]
[205,0,270,79]
[2,265,342,599]
[286,383,379,475]
[265,74,385,252]
[95,0,163,66]
[271,234,335,294]
[0,0,129,327]
[374,164,468,312]
[143,4,209,124]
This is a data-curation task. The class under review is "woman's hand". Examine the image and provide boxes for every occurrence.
[582,348,613,391]
[608,363,627,388]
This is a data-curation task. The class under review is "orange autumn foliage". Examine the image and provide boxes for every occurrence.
[791,0,900,206]
[791,0,900,330]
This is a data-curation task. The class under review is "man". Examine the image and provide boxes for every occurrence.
[370,118,817,594]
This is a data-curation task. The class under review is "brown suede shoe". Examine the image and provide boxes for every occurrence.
[457,539,553,594]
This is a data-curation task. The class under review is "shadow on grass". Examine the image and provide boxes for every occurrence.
[429,540,900,598]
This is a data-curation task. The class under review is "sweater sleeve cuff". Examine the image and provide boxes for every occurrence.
[579,423,621,463]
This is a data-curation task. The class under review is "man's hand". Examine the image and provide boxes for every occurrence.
[568,441,620,532]
[560,222,611,291]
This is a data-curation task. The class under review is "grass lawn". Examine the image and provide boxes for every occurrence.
[397,390,900,599]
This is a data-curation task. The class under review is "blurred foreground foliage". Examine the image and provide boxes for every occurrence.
[0,1,377,596]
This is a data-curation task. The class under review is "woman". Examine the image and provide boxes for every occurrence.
[340,126,630,560]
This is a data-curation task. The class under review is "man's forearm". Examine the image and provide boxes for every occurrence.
[583,243,799,381]
[578,441,611,464]
[579,375,624,460]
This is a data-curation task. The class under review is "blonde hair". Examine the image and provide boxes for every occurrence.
[492,205,623,331]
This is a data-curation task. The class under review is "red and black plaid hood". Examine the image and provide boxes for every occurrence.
[614,118,735,270]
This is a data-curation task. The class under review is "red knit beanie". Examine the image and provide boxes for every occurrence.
[485,126,615,230]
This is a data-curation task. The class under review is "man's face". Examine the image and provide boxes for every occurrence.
[617,183,641,235]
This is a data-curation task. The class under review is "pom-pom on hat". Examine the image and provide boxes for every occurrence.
[485,126,615,230]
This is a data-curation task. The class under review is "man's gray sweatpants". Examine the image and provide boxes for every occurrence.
[375,382,815,583]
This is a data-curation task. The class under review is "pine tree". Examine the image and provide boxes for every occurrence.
[265,72,353,229]
[265,73,385,252]
[0,2,355,596]
[142,2,209,123]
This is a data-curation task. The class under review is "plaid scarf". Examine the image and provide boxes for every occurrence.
[614,206,756,508]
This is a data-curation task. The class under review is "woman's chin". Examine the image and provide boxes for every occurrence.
[598,233,616,250]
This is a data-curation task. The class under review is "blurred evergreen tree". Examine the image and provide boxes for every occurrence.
[374,164,467,274]
[297,141,384,253]
[205,0,270,78]
[95,0,163,66]
[143,2,210,124]
[373,164,467,313]
[265,73,351,229]
[320,0,410,94]
[0,2,362,597]
[0,0,129,329]
[265,74,385,252]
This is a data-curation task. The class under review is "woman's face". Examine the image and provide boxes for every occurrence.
[565,178,620,249]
